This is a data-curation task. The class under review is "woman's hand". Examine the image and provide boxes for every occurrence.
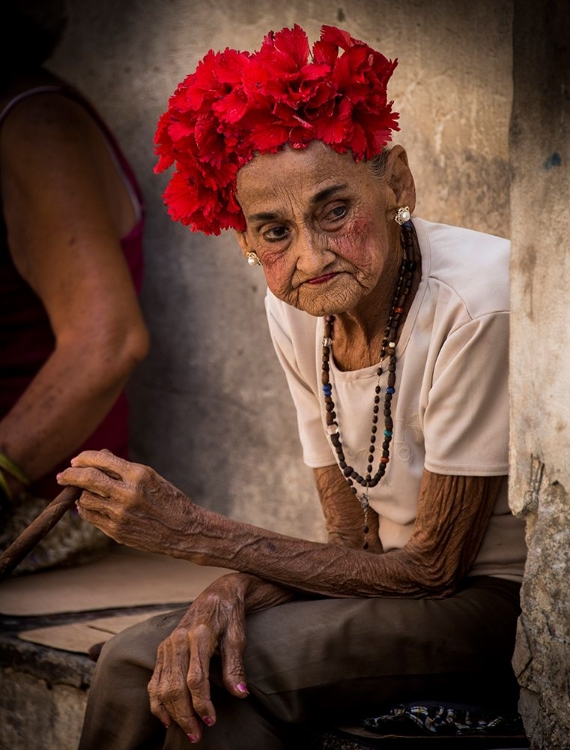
[148,575,250,741]
[56,449,194,553]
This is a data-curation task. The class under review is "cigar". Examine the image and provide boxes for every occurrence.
[0,485,82,582]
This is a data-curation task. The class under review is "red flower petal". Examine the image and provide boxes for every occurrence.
[261,24,310,67]
[320,25,356,50]
[312,39,339,67]
[154,24,400,234]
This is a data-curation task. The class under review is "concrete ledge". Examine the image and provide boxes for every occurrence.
[0,630,92,749]
[0,606,156,750]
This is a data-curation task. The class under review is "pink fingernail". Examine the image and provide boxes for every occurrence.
[202,716,213,726]
[236,682,249,694]
[187,735,198,744]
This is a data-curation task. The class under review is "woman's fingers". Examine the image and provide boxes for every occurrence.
[148,650,174,728]
[57,465,118,499]
[58,451,169,511]
[186,630,217,725]
[220,612,249,698]
[70,448,129,474]
[62,450,157,487]
[149,634,204,741]
[57,451,156,509]
[57,450,128,494]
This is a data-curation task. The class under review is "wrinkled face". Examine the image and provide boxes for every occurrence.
[235,141,404,318]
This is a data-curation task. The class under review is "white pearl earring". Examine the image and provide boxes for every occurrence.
[394,206,411,225]
[246,252,261,266]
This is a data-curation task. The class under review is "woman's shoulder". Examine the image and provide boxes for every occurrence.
[1,69,66,116]
[414,217,510,316]
[414,216,509,256]
[0,94,101,178]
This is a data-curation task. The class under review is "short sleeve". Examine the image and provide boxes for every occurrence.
[423,311,509,475]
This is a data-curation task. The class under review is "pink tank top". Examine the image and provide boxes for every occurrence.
[0,85,145,499]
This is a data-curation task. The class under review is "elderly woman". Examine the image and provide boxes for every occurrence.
[59,25,526,750]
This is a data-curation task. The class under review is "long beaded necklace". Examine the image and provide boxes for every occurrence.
[321,221,418,550]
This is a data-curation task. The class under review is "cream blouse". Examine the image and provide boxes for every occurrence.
[265,217,526,583]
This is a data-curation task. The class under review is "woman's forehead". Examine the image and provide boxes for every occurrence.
[236,143,370,211]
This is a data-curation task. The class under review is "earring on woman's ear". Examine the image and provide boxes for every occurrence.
[246,252,261,266]
[394,206,411,225]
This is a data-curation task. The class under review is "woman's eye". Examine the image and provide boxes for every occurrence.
[263,226,289,242]
[325,204,348,222]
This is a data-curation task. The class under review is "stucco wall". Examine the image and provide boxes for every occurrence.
[509,0,570,746]
[49,0,513,539]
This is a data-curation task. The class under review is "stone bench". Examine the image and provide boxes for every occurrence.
[0,616,92,749]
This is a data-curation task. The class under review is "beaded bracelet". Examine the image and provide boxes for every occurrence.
[0,452,30,486]
[0,468,14,504]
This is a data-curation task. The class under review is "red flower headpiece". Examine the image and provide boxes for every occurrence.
[154,24,399,235]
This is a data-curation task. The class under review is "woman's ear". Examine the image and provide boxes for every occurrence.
[234,230,251,258]
[384,145,416,214]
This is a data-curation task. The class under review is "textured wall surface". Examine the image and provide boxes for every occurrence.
[49,0,512,540]
[0,668,87,749]
[509,1,570,747]
[19,1,570,749]
[14,1,570,746]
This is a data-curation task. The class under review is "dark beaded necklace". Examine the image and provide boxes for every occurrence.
[321,221,418,550]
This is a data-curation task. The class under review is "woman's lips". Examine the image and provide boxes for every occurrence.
[307,272,340,285]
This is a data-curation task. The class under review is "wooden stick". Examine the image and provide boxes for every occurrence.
[0,485,82,582]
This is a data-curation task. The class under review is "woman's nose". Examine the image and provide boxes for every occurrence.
[295,229,334,274]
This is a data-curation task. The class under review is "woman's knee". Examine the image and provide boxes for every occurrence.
[96,608,187,677]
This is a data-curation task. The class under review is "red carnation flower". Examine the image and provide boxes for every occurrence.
[154,23,400,235]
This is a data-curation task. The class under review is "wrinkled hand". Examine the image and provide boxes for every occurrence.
[56,449,194,553]
[148,574,250,742]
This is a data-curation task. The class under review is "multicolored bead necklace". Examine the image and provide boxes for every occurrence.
[321,221,418,550]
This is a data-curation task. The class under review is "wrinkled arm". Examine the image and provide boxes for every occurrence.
[214,466,501,598]
[314,464,383,553]
[184,467,502,598]
[0,94,149,497]
[60,453,503,599]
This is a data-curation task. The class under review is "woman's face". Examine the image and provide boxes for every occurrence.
[235,141,413,318]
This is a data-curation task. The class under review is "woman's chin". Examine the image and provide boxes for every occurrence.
[286,279,365,318]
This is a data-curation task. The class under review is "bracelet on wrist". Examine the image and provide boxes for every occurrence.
[0,452,30,486]
[0,468,14,505]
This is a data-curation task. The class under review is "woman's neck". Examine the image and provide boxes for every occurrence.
[331,233,421,372]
